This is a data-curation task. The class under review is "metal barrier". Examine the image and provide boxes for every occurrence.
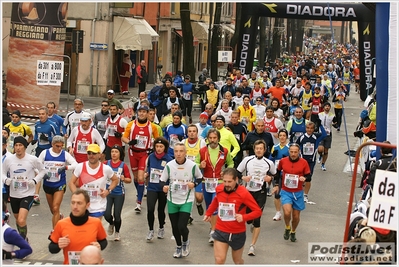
[342,141,397,264]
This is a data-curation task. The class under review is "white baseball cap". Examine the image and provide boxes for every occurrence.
[107,89,115,94]
[80,112,92,121]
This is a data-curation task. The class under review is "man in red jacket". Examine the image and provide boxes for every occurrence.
[204,168,262,264]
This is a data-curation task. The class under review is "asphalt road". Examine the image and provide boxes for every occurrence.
[12,85,368,265]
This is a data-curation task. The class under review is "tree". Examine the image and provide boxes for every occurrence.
[210,2,222,81]
[180,3,195,79]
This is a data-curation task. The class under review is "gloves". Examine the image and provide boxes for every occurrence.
[31,140,38,146]
[128,139,137,146]
[177,135,184,141]
[28,180,36,187]
[272,150,278,158]
[2,250,12,260]
[39,133,49,141]
[114,132,122,138]
[4,178,12,186]
[57,167,66,174]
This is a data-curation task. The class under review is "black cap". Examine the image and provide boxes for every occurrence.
[2,126,10,137]
[215,115,225,123]
[13,136,28,148]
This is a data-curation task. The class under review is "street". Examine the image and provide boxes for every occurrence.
[12,86,367,265]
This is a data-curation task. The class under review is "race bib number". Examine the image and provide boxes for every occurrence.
[77,140,90,154]
[71,118,80,129]
[293,132,302,143]
[183,93,191,100]
[13,177,28,191]
[68,251,81,265]
[83,184,100,202]
[46,166,60,182]
[312,105,319,113]
[304,98,310,106]
[169,135,179,149]
[205,178,218,193]
[171,180,189,195]
[186,155,196,162]
[284,173,299,189]
[135,135,148,149]
[97,121,106,131]
[150,168,162,183]
[107,125,117,136]
[241,116,249,126]
[218,202,236,221]
[249,175,264,190]
[303,143,314,156]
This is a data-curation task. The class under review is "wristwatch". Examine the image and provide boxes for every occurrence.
[107,188,112,193]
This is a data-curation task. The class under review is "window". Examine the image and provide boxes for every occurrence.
[171,3,175,15]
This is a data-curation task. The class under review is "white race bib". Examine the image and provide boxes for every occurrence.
[171,180,189,195]
[312,105,319,113]
[284,173,299,189]
[107,125,117,136]
[169,135,180,149]
[183,93,191,100]
[149,168,162,183]
[71,119,80,129]
[249,175,264,190]
[68,251,81,265]
[77,140,90,154]
[218,202,236,221]
[97,121,106,131]
[303,143,314,156]
[135,135,148,149]
[83,184,100,202]
[204,178,218,193]
[12,177,28,191]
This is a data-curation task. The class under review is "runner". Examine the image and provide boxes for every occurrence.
[295,121,327,203]
[38,135,78,229]
[103,104,128,160]
[68,144,118,219]
[317,102,337,171]
[160,143,203,258]
[93,100,110,139]
[237,140,276,256]
[2,136,45,241]
[4,110,33,153]
[196,128,234,243]
[47,101,65,136]
[183,125,206,220]
[163,111,187,158]
[104,145,131,241]
[67,112,105,163]
[272,143,311,242]
[48,189,108,264]
[145,137,173,241]
[269,129,290,221]
[237,96,256,132]
[263,106,285,145]
[63,98,85,138]
[121,105,159,213]
[286,107,309,144]
[204,168,262,264]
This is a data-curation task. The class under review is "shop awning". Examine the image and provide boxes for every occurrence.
[221,24,235,36]
[113,16,159,51]
[191,21,209,42]
[175,30,199,46]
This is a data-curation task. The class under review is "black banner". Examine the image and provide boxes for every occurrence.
[10,3,68,41]
[357,21,376,100]
[236,2,375,100]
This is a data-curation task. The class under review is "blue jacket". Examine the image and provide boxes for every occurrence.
[181,83,195,100]
[34,119,59,149]
[173,75,184,88]
[146,152,173,192]
[164,123,187,157]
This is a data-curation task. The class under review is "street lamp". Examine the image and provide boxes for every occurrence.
[42,53,71,112]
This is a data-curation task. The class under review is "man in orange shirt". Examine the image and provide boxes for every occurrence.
[122,105,159,213]
[353,63,360,93]
[265,79,287,106]
[48,189,107,265]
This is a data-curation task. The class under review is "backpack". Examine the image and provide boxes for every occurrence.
[148,85,162,107]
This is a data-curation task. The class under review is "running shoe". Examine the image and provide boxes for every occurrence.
[114,232,121,241]
[196,203,204,216]
[290,232,297,242]
[173,246,182,258]
[321,164,327,171]
[187,216,194,225]
[146,230,154,242]
[182,240,190,257]
[304,194,309,203]
[33,195,40,205]
[248,244,255,256]
[135,203,141,213]
[108,224,114,235]
[273,211,282,221]
[209,231,215,244]
[284,229,290,240]
[157,228,165,239]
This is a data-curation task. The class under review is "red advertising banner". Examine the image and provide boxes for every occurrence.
[6,2,68,116]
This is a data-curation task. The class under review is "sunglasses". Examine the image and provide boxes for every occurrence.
[87,151,98,155]
[211,120,216,123]
[101,104,108,107]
